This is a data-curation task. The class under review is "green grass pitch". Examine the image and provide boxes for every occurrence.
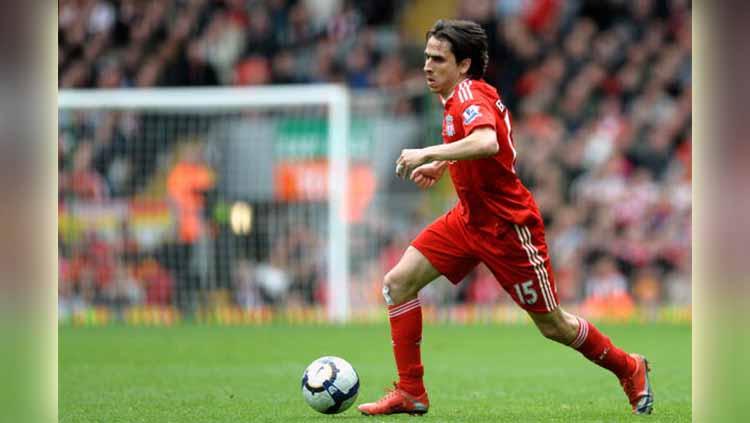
[60,323,690,422]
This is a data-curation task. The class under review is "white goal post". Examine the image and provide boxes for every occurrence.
[58,85,352,322]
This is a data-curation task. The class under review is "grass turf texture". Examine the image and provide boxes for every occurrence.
[60,323,690,422]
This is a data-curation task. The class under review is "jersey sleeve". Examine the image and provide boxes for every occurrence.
[458,97,497,135]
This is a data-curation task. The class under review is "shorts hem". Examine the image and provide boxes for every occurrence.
[409,242,463,285]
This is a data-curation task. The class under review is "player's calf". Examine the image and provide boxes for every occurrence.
[529,308,579,344]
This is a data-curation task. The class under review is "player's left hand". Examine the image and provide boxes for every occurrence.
[396,149,429,179]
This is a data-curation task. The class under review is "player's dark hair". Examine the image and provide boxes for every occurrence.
[426,19,489,79]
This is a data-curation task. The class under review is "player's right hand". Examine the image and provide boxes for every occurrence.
[410,164,442,189]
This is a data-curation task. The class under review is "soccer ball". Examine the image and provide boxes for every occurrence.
[301,356,360,414]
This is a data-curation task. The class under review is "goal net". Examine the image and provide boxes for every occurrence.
[58,85,355,322]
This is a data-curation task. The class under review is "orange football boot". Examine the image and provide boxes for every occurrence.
[619,354,654,414]
[358,383,429,416]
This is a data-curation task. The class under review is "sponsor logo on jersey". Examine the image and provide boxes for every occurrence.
[443,115,455,136]
[463,104,481,125]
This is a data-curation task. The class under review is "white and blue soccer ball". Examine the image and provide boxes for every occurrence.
[301,356,360,414]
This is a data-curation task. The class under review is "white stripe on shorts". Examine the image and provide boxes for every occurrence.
[521,226,557,310]
[513,225,556,311]
[513,225,550,309]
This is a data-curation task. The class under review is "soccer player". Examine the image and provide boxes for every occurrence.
[357,20,654,416]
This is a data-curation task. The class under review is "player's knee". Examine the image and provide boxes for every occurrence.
[383,271,412,305]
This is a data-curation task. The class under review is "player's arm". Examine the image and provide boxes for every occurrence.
[396,127,497,178]
[422,127,498,161]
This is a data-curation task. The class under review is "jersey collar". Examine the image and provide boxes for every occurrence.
[439,78,470,106]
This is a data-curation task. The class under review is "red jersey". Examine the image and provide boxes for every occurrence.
[441,79,541,231]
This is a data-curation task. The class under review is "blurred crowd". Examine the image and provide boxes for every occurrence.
[59,0,691,318]
[59,0,408,89]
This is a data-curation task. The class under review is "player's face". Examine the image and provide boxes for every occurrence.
[423,36,469,97]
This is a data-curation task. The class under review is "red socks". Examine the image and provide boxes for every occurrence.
[569,316,636,379]
[388,304,633,394]
[388,298,425,396]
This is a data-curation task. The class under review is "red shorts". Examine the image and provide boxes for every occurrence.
[412,209,559,313]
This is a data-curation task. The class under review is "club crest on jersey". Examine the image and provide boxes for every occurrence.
[443,115,455,136]
[463,105,481,125]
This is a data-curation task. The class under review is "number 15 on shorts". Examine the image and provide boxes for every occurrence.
[513,280,538,305]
